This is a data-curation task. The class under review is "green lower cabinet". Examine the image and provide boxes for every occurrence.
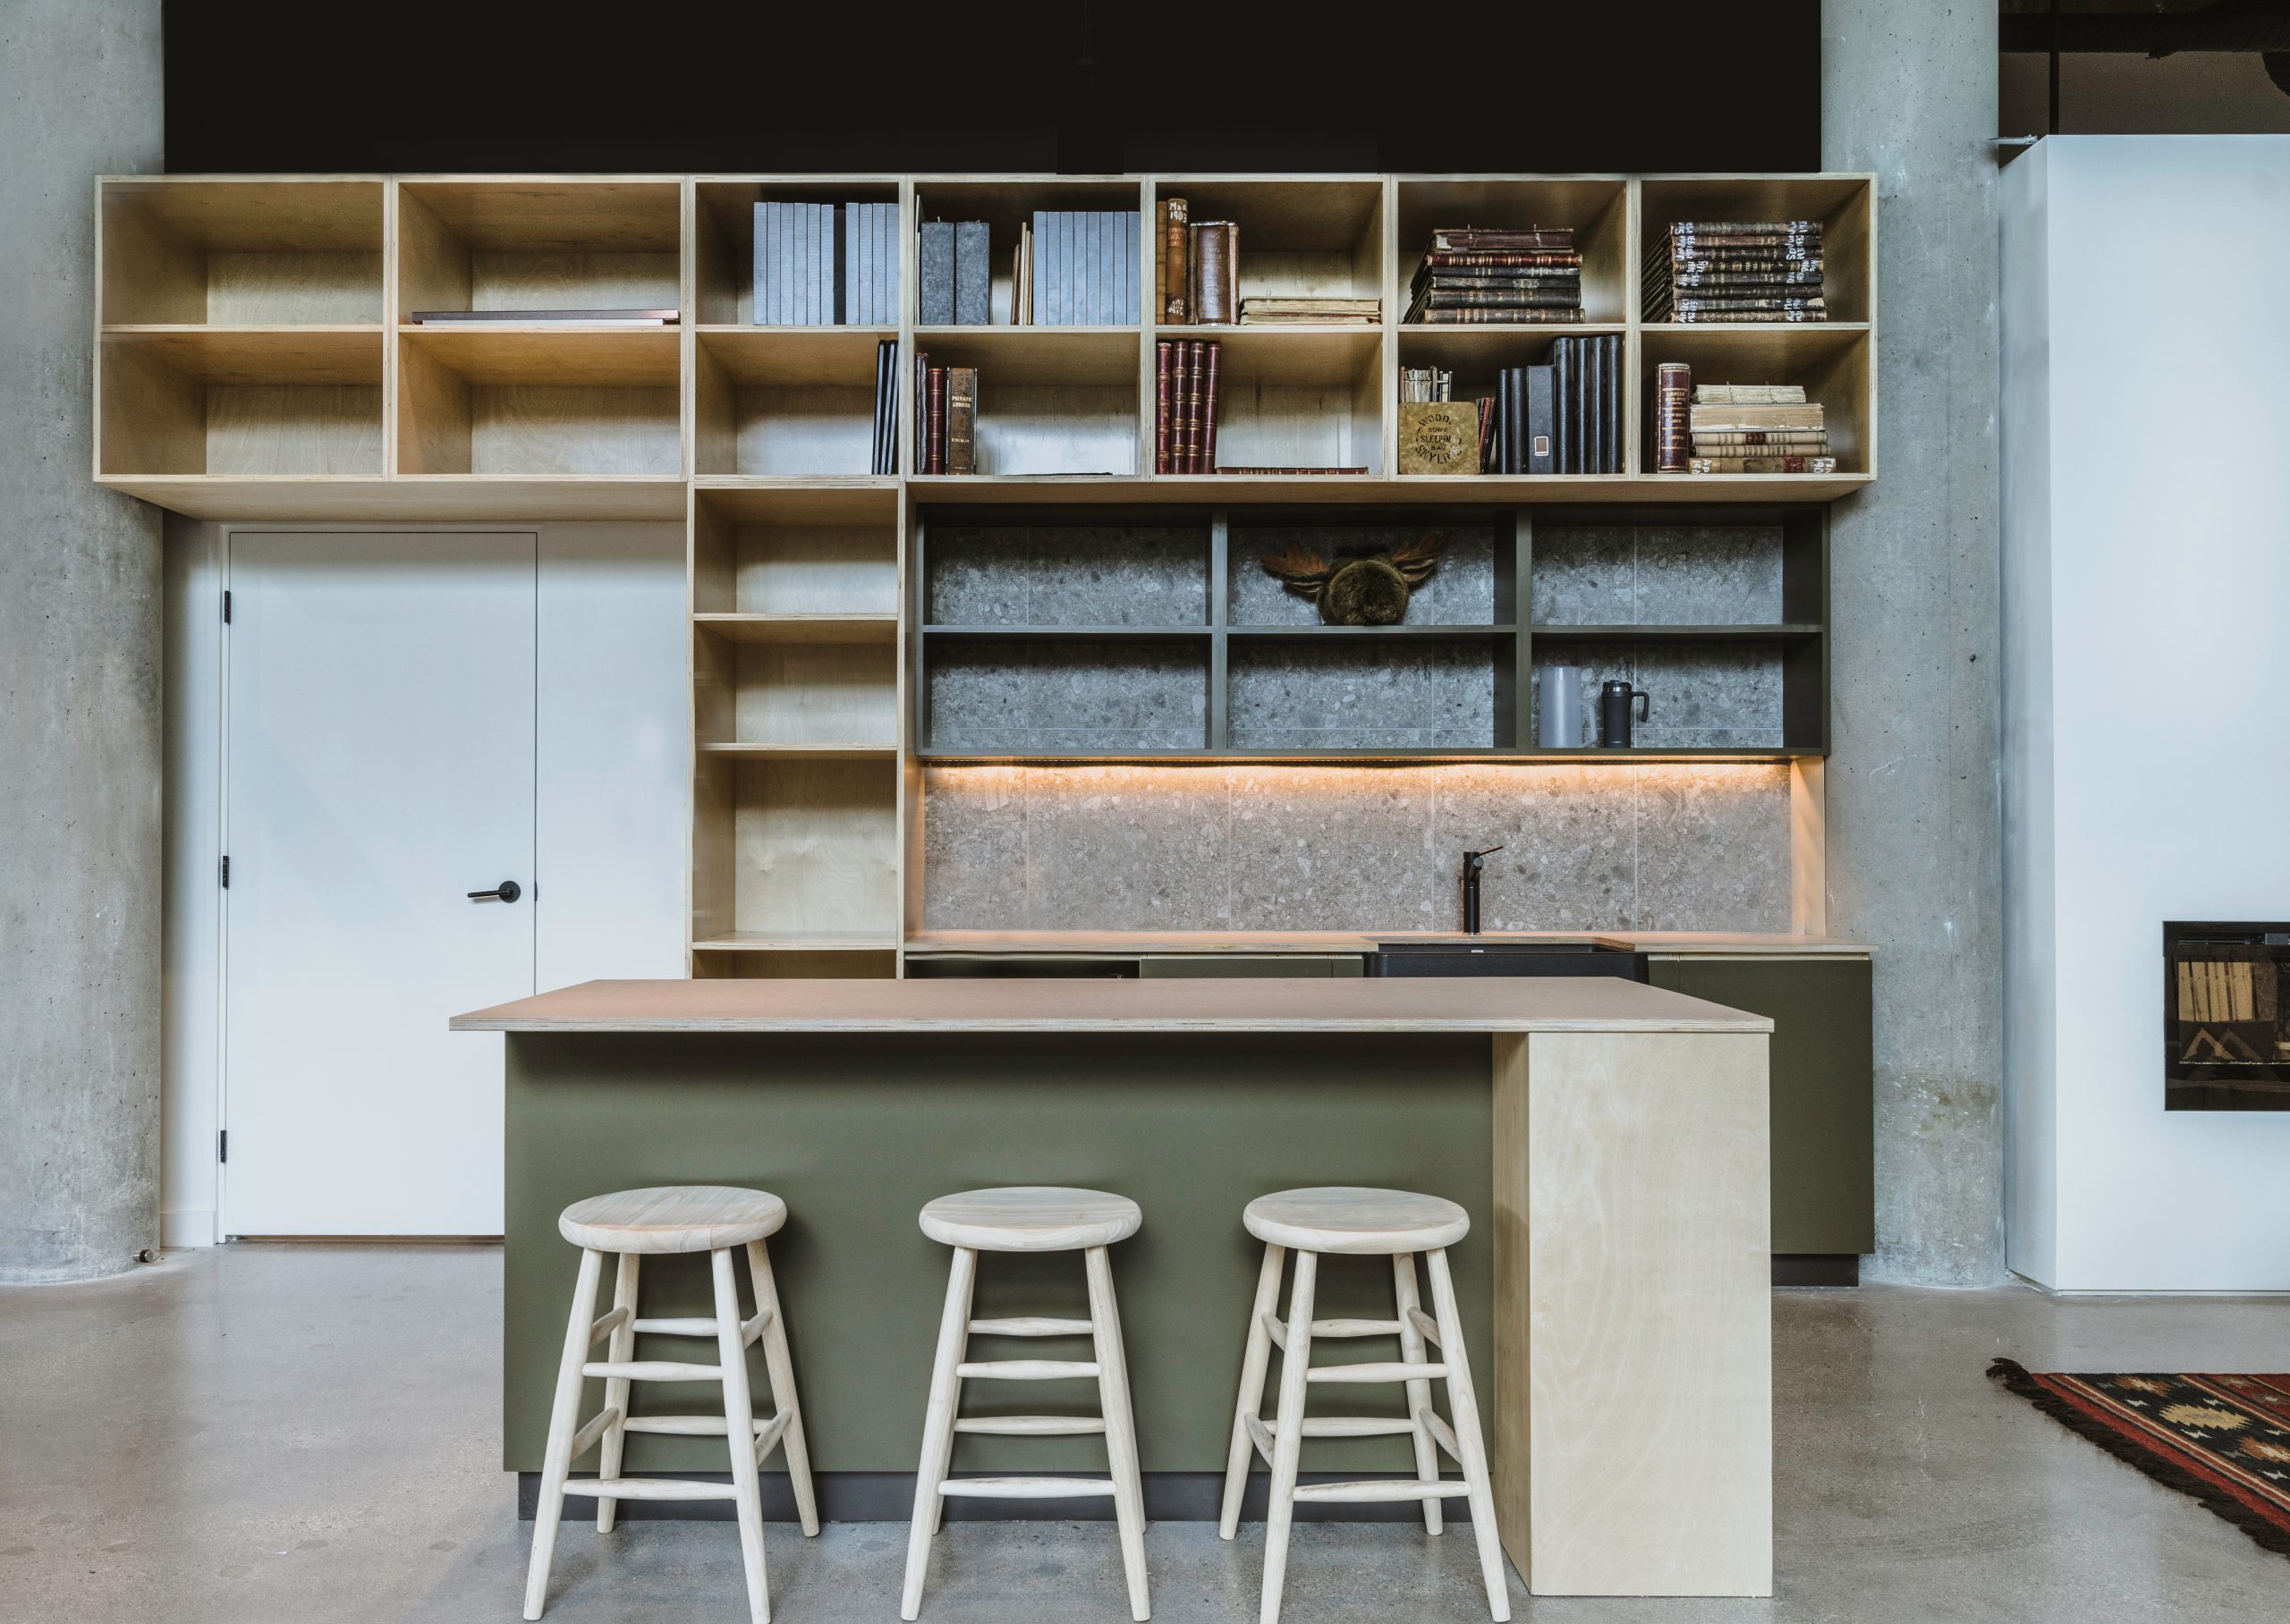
[1137,954,1364,978]
[1648,955,1875,1256]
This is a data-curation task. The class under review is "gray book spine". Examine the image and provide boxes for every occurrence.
[954,220,991,326]
[884,204,899,324]
[791,204,808,326]
[1039,213,1059,326]
[845,203,861,326]
[1122,212,1137,325]
[774,203,791,326]
[752,203,768,324]
[920,222,954,325]
[814,204,830,326]
[1062,213,1077,326]
[1089,213,1105,325]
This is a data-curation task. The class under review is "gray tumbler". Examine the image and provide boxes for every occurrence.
[1536,664,1584,748]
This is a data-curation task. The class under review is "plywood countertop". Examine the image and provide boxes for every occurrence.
[451,977,1774,1035]
[903,929,1875,957]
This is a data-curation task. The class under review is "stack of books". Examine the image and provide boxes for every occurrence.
[1154,339,1221,473]
[410,309,677,326]
[1643,220,1826,323]
[1401,366,1455,403]
[1687,382,1835,473]
[1029,211,1140,326]
[1240,296,1380,326]
[1478,334,1622,474]
[918,221,995,325]
[869,340,900,476]
[753,201,898,325]
[1157,199,1241,326]
[1406,228,1583,325]
[911,351,980,475]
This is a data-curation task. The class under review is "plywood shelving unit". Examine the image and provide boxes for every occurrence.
[96,171,1873,979]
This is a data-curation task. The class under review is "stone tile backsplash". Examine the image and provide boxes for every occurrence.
[922,762,1793,933]
[1530,523,1785,625]
[925,640,1209,751]
[925,524,1210,627]
[1226,639,1497,750]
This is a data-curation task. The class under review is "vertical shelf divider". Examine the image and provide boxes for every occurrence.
[1209,509,1231,750]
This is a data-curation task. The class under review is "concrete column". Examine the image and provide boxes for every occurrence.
[0,0,166,1281]
[1822,4,2006,1284]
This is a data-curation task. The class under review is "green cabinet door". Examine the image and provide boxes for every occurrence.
[1648,956,1874,1256]
[1138,954,1364,978]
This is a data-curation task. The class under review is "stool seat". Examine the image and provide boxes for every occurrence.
[1243,1186,1470,1256]
[557,1185,786,1255]
[919,1186,1141,1253]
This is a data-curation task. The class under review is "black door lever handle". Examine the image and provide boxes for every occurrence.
[467,880,522,903]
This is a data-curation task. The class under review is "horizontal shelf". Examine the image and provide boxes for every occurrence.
[399,325,681,385]
[697,612,900,644]
[1529,623,1820,642]
[915,747,1825,764]
[1154,326,1380,385]
[910,327,1141,385]
[921,624,1209,639]
[696,742,898,758]
[94,474,687,520]
[697,326,900,385]
[1226,623,1516,639]
[100,326,384,383]
[912,473,1870,504]
[691,933,902,952]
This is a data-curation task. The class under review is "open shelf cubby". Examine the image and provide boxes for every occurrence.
[695,327,896,476]
[1638,174,1872,326]
[912,178,1147,329]
[396,326,680,475]
[693,179,903,326]
[395,179,683,321]
[100,179,386,326]
[1638,324,1872,478]
[909,328,1141,476]
[98,327,385,477]
[1153,177,1386,312]
[1394,176,1630,326]
[691,754,901,943]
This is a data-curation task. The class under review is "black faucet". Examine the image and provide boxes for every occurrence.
[1460,846,1505,935]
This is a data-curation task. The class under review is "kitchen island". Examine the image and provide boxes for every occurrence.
[454,976,1774,1597]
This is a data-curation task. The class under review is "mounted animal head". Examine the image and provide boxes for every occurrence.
[1260,533,1444,626]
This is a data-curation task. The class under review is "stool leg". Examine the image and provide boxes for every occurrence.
[712,1246,771,1624]
[1426,1247,1511,1623]
[524,1246,604,1621]
[1219,1241,1286,1539]
[901,1244,977,1621]
[595,1252,640,1535]
[1258,1248,1318,1624]
[1085,1245,1151,1622]
[746,1238,819,1538]
[1391,1251,1443,1536]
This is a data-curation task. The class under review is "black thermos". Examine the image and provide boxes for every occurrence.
[1599,680,1650,747]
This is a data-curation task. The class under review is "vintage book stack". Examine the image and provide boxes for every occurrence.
[911,351,980,474]
[869,339,900,476]
[1688,381,1836,474]
[918,219,995,326]
[1643,220,1827,323]
[1404,227,1583,325]
[1154,339,1222,473]
[1401,366,1455,403]
[752,201,899,324]
[1156,199,1246,326]
[1477,334,1621,474]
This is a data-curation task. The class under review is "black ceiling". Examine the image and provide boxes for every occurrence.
[163,2,1821,175]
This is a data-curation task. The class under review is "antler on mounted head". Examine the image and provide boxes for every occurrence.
[1261,544,1332,592]
[1387,531,1446,586]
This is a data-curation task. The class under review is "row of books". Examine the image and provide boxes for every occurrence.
[911,351,980,475]
[1643,220,1827,323]
[1155,340,1221,473]
[1478,334,1623,473]
[1158,199,1238,325]
[867,340,900,476]
[1653,368,1837,472]
[751,202,900,326]
[2176,959,2272,1025]
[1242,297,1379,326]
[1407,227,1583,326]
[1400,366,1455,403]
[918,213,1144,326]
[918,221,993,326]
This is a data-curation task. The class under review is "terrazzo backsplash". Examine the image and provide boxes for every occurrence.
[921,763,1793,933]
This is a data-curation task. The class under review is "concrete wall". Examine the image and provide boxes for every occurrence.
[0,1,165,1282]
[2003,137,2290,1292]
[1823,3,2006,1284]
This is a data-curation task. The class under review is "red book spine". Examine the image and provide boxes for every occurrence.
[925,366,947,475]
[1154,341,1173,475]
[1183,341,1204,473]
[1201,340,1222,474]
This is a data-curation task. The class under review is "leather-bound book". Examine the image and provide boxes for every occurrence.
[1163,197,1189,322]
[925,365,947,475]
[1183,340,1208,472]
[945,367,979,474]
[1478,393,1497,472]
[1655,361,1690,473]
[1201,341,1222,472]
[912,348,929,473]
[1155,342,1174,474]
[1191,222,1239,325]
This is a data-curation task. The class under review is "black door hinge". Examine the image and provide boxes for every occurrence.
[218,1129,228,1163]
[223,589,232,623]
[221,855,230,888]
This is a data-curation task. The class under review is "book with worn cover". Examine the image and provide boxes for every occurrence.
[1163,197,1188,323]
[1433,227,1574,252]
[1215,466,1370,475]
[1527,363,1556,475]
[1414,307,1584,325]
[912,349,929,471]
[1201,341,1222,470]
[1399,401,1477,476]
[1690,402,1827,429]
[1192,222,1238,325]
[1183,341,1208,472]
[924,366,948,474]
[919,223,955,326]
[944,367,979,474]
[1155,342,1173,474]
[1655,361,1691,473]
[1692,430,1830,448]
[1695,383,1807,404]
[1689,455,1837,474]
[954,222,991,326]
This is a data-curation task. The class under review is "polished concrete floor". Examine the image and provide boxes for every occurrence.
[2,1246,2285,1622]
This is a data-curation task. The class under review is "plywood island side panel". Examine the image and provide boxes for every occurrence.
[1492,1028,1771,1597]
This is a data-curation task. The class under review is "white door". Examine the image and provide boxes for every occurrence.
[224,532,537,1236]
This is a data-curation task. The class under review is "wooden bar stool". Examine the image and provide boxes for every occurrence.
[901,1187,1150,1622]
[524,1185,818,1624]
[1218,1187,1509,1624]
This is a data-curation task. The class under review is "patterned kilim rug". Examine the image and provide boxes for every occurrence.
[1989,1360,2290,1558]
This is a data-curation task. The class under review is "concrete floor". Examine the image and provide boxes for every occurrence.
[2,1248,2285,1623]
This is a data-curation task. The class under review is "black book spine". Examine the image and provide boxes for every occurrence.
[1606,336,1621,473]
[1585,339,1601,476]
[1553,339,1571,475]
[1526,363,1556,475]
[1505,367,1523,475]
